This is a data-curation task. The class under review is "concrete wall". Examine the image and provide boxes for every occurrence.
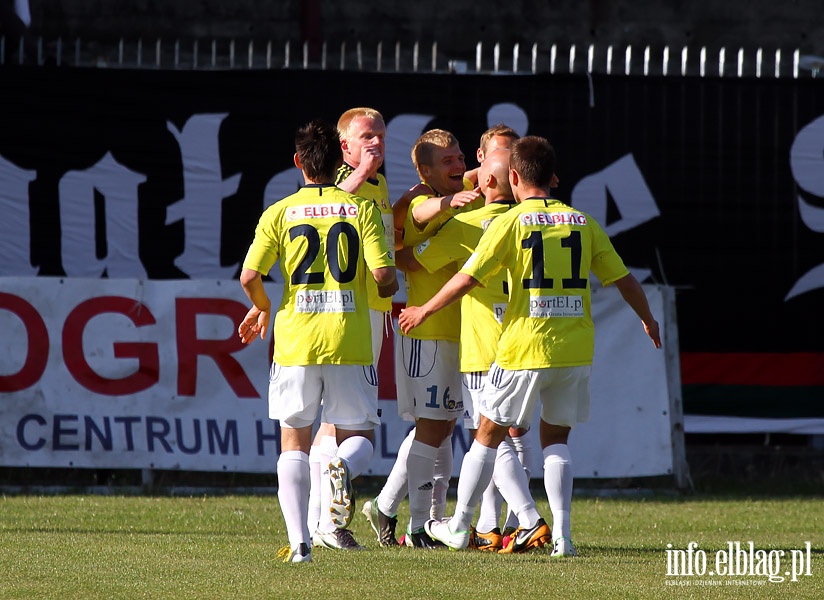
[27,0,824,60]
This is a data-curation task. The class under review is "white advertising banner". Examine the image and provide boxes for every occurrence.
[0,278,675,479]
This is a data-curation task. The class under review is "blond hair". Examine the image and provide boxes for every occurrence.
[337,107,384,141]
[479,123,519,155]
[411,129,459,178]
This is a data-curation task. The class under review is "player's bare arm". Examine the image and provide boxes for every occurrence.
[410,187,481,227]
[337,142,383,193]
[372,266,399,297]
[612,273,662,348]
[398,272,479,334]
[238,268,272,343]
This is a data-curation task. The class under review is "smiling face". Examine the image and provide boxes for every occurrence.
[419,143,467,194]
[341,115,386,169]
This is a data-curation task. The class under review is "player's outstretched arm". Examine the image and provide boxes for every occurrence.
[238,268,272,343]
[612,273,662,348]
[398,272,479,334]
[410,188,481,226]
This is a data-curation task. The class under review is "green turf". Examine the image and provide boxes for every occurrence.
[1,493,822,599]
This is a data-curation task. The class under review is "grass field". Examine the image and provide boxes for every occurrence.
[1,490,822,599]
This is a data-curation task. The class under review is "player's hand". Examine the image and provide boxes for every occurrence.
[398,305,426,334]
[644,319,662,349]
[378,279,399,298]
[449,187,481,209]
[238,305,270,344]
[359,142,384,176]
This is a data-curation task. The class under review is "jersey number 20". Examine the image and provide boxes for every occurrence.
[289,223,360,285]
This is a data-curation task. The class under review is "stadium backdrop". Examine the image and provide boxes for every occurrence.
[0,66,822,476]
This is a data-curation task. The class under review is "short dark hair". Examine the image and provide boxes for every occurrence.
[295,119,343,182]
[510,136,555,189]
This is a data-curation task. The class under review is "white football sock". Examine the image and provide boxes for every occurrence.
[307,446,322,533]
[510,432,535,475]
[336,435,374,478]
[377,428,414,517]
[543,443,573,540]
[503,433,534,530]
[313,435,340,534]
[277,450,311,549]
[476,476,503,533]
[494,441,540,529]
[431,437,452,520]
[451,441,497,532]
[307,435,337,533]
[407,440,438,530]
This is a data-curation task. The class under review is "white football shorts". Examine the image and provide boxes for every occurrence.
[479,364,592,429]
[461,370,487,430]
[268,362,380,430]
[394,335,463,422]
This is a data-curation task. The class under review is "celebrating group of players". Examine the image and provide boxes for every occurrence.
[237,107,661,563]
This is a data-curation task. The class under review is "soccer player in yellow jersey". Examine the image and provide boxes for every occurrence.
[366,129,481,548]
[306,108,396,551]
[238,120,398,563]
[400,136,661,556]
[466,124,543,544]
[398,148,549,552]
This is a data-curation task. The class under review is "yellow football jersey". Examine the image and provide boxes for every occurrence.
[243,184,394,366]
[336,163,394,313]
[461,198,628,369]
[413,200,515,371]
[400,178,483,341]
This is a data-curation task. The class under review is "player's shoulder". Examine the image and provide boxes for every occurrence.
[264,188,304,215]
[408,191,436,207]
[405,192,437,221]
[327,185,365,203]
[336,162,355,183]
[451,206,488,229]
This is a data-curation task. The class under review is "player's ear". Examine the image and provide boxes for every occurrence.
[509,168,519,188]
[293,153,302,170]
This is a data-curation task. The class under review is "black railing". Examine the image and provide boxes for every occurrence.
[2,36,823,78]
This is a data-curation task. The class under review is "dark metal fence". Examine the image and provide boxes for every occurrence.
[2,35,823,78]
